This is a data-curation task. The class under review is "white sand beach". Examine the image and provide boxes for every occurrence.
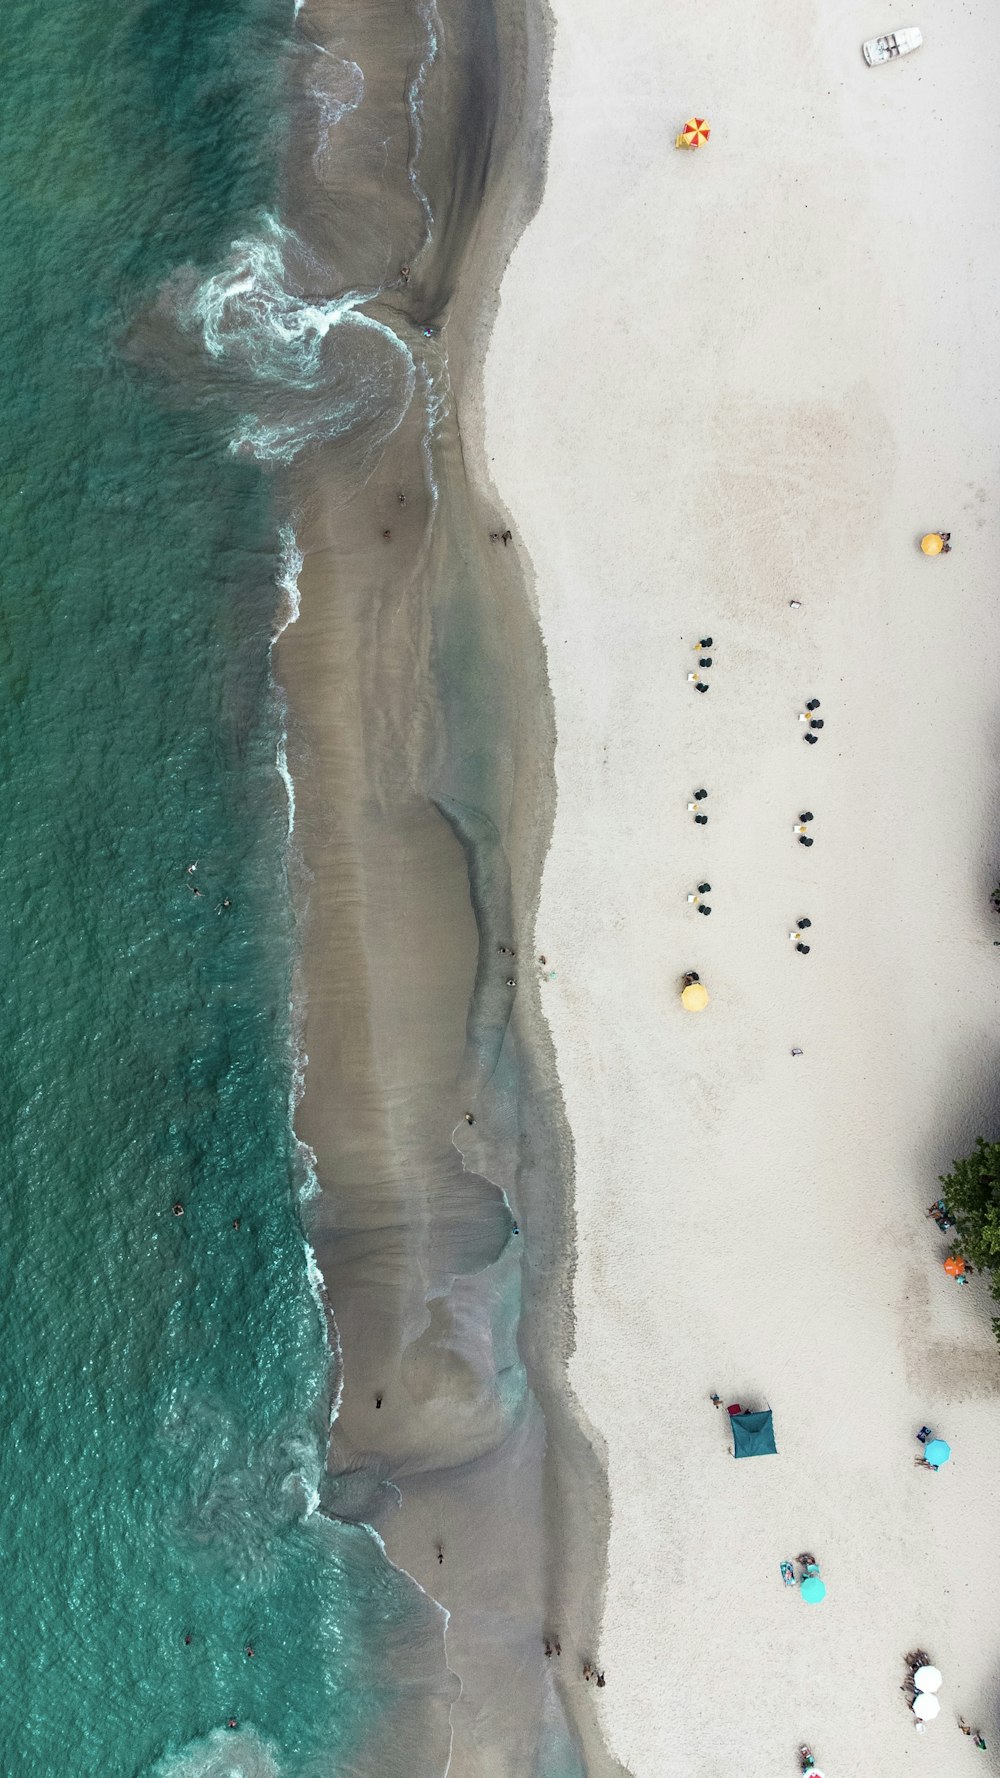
[487,0,1000,1771]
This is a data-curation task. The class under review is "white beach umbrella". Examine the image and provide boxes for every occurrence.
[913,1664,943,1693]
[913,1692,941,1721]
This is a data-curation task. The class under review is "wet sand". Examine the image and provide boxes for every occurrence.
[276,3,619,1774]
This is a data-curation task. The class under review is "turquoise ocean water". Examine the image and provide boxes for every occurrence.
[0,5,432,1773]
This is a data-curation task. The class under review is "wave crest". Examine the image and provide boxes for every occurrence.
[138,214,415,468]
[145,1724,282,1778]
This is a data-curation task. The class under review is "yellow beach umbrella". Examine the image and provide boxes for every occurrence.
[681,980,709,1011]
[920,532,944,556]
[676,117,711,150]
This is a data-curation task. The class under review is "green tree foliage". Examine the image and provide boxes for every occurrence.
[940,1138,1000,1334]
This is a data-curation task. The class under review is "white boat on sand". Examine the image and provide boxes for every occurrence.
[863,26,922,64]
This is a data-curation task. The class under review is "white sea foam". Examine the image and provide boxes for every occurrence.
[183,214,416,463]
[405,0,441,243]
[310,54,364,175]
[271,527,300,835]
[145,1724,283,1778]
[307,1238,345,1430]
[274,521,303,637]
[276,733,295,839]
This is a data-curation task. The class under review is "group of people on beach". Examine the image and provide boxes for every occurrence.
[542,1638,605,1687]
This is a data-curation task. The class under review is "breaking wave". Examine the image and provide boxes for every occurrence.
[145,1726,283,1778]
[145,214,416,467]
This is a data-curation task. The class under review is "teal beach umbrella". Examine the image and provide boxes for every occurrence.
[924,1439,951,1467]
[801,1575,826,1604]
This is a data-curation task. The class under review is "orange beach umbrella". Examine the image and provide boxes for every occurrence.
[944,1255,965,1278]
[676,117,711,150]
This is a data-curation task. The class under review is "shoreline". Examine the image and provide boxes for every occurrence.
[273,2,619,1774]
